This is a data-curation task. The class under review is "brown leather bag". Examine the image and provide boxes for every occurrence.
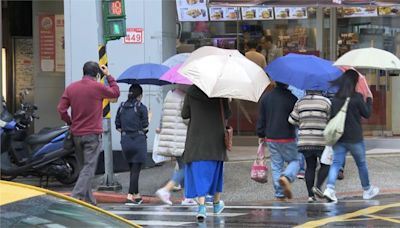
[220,99,233,151]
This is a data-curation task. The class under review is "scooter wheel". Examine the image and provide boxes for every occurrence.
[56,157,80,185]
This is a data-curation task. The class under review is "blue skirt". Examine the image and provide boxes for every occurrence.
[184,161,224,198]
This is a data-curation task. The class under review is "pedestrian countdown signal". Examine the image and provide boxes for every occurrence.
[102,0,126,41]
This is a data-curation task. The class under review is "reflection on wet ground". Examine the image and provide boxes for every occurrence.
[101,194,400,227]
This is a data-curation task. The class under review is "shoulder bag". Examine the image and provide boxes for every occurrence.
[220,99,233,151]
[323,97,350,146]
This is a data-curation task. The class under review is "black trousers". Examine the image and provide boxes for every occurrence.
[302,151,330,197]
[128,162,143,194]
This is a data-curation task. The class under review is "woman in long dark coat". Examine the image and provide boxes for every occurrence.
[115,84,149,205]
[181,85,231,222]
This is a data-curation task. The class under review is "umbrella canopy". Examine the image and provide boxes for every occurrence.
[117,63,170,85]
[334,47,400,70]
[339,66,372,100]
[265,53,342,91]
[160,64,193,85]
[162,53,191,68]
[178,46,270,102]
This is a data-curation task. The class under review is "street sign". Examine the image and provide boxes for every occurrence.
[124,28,144,44]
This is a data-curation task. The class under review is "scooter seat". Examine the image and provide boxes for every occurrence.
[25,127,69,145]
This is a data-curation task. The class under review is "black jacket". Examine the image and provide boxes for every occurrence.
[181,85,231,163]
[331,93,372,143]
[257,87,298,139]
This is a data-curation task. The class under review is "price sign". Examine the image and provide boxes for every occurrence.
[124,28,144,44]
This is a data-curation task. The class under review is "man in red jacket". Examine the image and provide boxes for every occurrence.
[57,61,120,205]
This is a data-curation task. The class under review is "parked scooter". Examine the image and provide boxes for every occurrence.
[0,90,80,185]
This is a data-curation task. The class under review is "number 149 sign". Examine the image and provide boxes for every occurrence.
[124,28,144,44]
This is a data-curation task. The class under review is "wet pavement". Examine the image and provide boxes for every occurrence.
[100,194,400,227]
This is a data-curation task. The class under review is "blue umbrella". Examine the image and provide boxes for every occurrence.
[117,63,170,85]
[265,53,342,92]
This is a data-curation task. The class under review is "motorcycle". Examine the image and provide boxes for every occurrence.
[0,90,80,185]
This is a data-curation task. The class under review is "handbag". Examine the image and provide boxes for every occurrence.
[220,99,233,151]
[323,97,350,146]
[152,133,170,164]
[251,143,268,183]
[63,130,74,151]
[321,146,334,165]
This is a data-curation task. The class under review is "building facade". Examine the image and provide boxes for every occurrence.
[1,1,399,153]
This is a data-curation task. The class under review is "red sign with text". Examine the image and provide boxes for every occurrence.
[39,15,56,71]
[124,28,144,44]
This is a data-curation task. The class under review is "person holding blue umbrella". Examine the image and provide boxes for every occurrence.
[257,81,299,201]
[115,84,149,205]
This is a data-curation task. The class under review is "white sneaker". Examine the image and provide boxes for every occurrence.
[363,186,379,200]
[323,188,338,203]
[181,198,197,206]
[156,188,172,205]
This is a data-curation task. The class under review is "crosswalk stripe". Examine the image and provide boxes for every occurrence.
[107,205,291,210]
[111,210,247,217]
[130,220,195,226]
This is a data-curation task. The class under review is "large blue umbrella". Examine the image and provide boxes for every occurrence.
[117,63,170,85]
[265,53,342,91]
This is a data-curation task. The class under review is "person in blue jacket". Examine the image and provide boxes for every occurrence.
[115,83,149,205]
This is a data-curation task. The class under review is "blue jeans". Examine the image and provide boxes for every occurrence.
[326,141,370,191]
[267,142,300,198]
[171,157,185,187]
[299,153,305,173]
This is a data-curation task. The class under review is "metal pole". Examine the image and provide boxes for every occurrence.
[0,0,3,113]
[329,7,337,61]
[96,0,121,191]
[316,7,324,58]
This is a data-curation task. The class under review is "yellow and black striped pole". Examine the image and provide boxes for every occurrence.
[98,44,117,119]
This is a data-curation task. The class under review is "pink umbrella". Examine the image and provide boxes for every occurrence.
[160,64,193,85]
[340,66,372,100]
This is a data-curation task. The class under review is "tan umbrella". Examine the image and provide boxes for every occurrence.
[334,47,400,70]
[178,46,270,102]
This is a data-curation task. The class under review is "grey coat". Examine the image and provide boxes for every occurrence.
[181,86,231,164]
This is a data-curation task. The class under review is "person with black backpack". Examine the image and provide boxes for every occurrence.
[115,83,149,205]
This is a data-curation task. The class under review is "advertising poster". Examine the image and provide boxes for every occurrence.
[241,7,274,20]
[378,6,400,16]
[55,15,65,72]
[342,6,378,17]
[274,7,308,19]
[176,0,209,21]
[209,7,240,21]
[39,15,55,72]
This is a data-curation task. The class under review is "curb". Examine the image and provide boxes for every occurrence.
[60,191,182,204]
[60,188,400,204]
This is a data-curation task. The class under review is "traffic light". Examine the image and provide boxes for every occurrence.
[102,0,126,41]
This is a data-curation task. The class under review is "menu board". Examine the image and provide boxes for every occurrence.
[342,6,378,17]
[176,0,209,21]
[378,6,400,16]
[274,7,307,19]
[241,7,274,20]
[209,7,240,21]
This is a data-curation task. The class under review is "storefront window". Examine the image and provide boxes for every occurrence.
[337,15,400,136]
[176,5,400,136]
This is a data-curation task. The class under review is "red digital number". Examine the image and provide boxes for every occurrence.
[111,0,122,16]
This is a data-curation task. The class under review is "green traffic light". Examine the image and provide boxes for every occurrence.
[113,23,121,35]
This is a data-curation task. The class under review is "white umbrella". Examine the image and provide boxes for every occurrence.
[334,47,400,70]
[178,46,270,102]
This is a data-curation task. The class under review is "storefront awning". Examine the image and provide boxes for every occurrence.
[208,0,400,6]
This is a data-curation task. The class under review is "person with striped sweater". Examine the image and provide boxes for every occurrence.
[288,90,331,202]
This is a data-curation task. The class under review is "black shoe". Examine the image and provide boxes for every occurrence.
[337,170,344,180]
[125,198,143,205]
